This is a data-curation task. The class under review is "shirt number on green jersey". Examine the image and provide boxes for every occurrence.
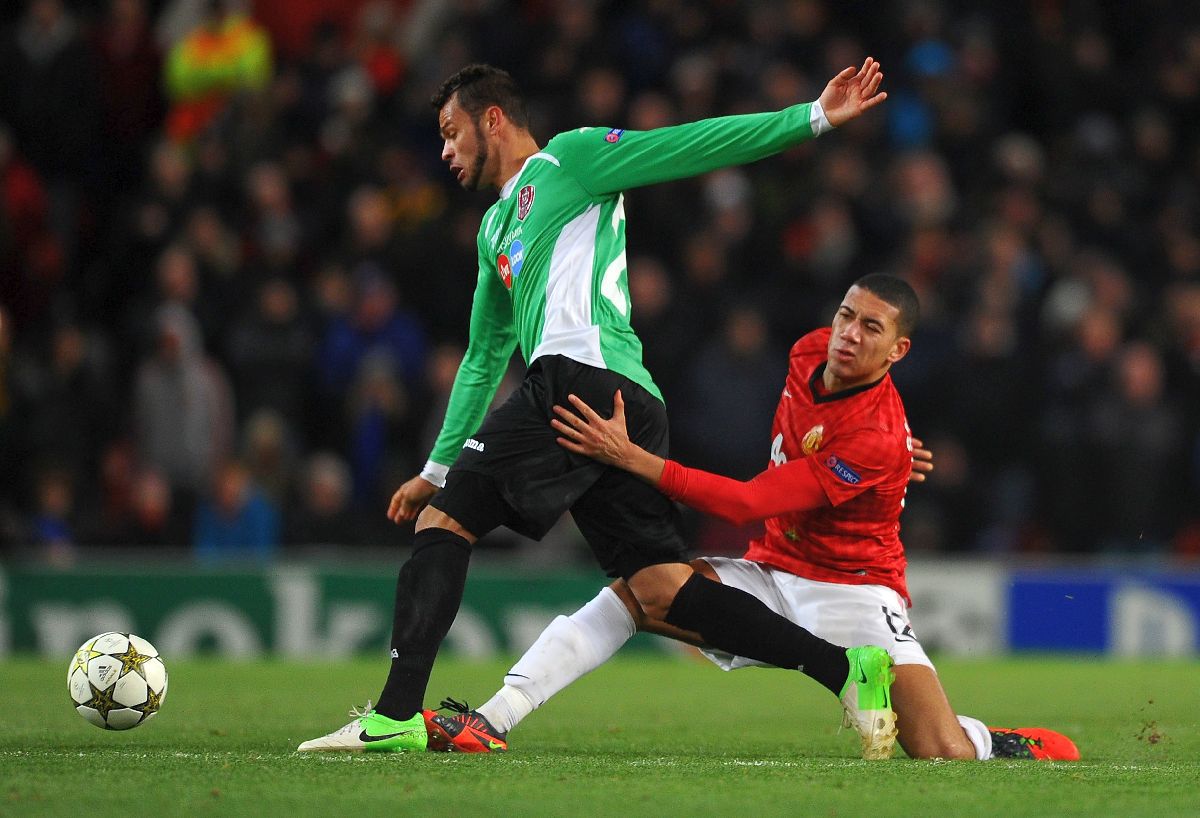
[601,197,629,317]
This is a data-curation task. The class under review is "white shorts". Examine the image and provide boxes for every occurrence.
[699,557,934,671]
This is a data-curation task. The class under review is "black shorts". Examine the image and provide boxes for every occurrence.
[429,355,687,579]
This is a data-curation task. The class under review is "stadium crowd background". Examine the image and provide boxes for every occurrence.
[1,0,1199,565]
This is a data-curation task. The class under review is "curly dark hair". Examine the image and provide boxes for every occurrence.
[431,64,530,129]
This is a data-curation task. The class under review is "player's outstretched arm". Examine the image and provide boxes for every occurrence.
[554,57,885,197]
[552,390,667,483]
[554,391,828,524]
[818,56,887,127]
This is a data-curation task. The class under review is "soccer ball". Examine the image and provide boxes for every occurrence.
[68,632,168,730]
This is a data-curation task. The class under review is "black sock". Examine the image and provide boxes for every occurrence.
[664,573,849,695]
[373,529,472,719]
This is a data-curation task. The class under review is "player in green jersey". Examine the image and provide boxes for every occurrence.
[299,60,892,757]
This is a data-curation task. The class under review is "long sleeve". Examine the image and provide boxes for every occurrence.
[549,103,824,197]
[657,457,830,526]
[426,255,518,468]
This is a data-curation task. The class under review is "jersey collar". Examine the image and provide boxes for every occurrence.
[499,151,560,199]
[499,165,525,200]
[808,362,888,404]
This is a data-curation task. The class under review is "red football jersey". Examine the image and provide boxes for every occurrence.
[742,327,914,602]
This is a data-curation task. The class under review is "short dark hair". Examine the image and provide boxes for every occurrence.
[851,273,920,337]
[431,64,530,129]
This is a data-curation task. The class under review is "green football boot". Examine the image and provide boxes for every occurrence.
[839,646,898,760]
[297,703,427,752]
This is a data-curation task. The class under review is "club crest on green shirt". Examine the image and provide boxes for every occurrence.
[518,184,535,220]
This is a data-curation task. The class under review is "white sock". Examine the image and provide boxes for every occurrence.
[477,586,636,733]
[957,715,993,760]
[476,685,535,736]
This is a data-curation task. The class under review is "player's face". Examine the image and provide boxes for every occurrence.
[438,95,493,191]
[825,285,911,390]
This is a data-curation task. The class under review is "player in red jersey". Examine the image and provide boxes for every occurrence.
[425,274,1079,761]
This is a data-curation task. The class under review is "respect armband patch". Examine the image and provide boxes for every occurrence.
[825,455,861,485]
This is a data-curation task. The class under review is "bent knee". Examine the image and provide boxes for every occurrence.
[415,506,475,542]
[610,581,649,630]
[626,563,692,621]
[628,586,676,622]
[688,558,720,582]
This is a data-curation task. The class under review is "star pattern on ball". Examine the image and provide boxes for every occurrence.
[115,643,153,679]
[135,686,163,716]
[71,644,102,676]
[87,682,118,720]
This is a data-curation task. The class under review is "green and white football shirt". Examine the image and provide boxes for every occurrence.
[424,101,830,477]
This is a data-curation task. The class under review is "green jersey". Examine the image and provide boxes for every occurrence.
[423,101,829,476]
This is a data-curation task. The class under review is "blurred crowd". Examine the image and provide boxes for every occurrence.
[2,0,1200,565]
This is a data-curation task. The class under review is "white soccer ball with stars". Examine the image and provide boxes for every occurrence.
[68,632,168,730]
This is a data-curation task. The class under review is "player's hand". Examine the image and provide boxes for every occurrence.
[818,56,887,127]
[552,390,635,468]
[387,475,438,523]
[909,437,934,483]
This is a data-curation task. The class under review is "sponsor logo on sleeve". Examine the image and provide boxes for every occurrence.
[497,254,513,290]
[605,128,625,143]
[517,184,535,220]
[496,239,524,291]
[825,455,861,484]
[508,239,524,276]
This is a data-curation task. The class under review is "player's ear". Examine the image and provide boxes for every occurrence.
[485,105,503,134]
[887,335,911,364]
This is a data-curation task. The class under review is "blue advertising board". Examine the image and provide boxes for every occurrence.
[1008,570,1200,654]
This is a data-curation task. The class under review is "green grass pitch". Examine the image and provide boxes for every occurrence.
[2,655,1194,816]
